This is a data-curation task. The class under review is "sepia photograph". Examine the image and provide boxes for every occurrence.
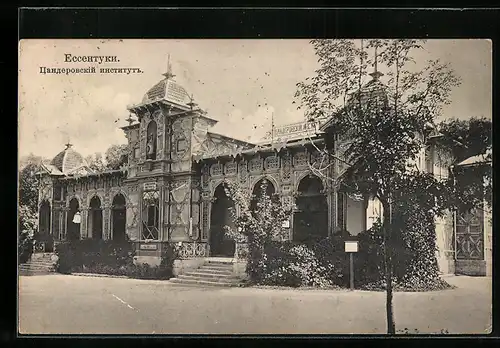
[18,38,492,335]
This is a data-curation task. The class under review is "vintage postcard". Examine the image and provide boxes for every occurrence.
[18,38,492,335]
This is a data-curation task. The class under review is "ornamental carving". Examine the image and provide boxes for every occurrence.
[210,163,223,176]
[225,161,237,176]
[175,242,208,259]
[294,151,308,167]
[239,162,248,184]
[171,118,190,161]
[264,155,279,170]
[248,157,262,172]
[39,179,53,202]
[201,165,210,189]
[310,151,324,169]
[171,180,190,203]
[201,201,210,240]
[127,204,139,228]
[281,151,292,182]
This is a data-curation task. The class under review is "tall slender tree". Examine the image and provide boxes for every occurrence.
[295,39,461,334]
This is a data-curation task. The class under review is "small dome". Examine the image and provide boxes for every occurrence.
[142,78,191,106]
[348,77,389,108]
[50,144,86,174]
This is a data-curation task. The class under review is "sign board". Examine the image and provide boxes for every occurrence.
[143,182,157,191]
[344,241,359,253]
[281,220,290,228]
[140,244,158,250]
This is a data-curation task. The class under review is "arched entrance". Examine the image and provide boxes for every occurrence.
[39,200,51,237]
[209,183,236,257]
[250,178,276,212]
[67,198,80,240]
[293,174,328,242]
[88,196,103,239]
[112,194,126,241]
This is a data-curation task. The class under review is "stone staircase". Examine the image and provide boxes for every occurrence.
[169,259,242,288]
[19,253,57,276]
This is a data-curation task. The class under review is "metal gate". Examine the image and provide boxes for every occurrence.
[455,208,484,260]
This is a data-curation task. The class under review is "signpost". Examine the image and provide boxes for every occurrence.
[344,240,359,290]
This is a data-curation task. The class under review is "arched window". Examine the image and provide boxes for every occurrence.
[39,200,51,236]
[88,196,103,239]
[112,194,127,241]
[67,198,80,240]
[146,121,158,160]
[293,175,328,242]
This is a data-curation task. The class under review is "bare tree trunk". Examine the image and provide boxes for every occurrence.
[381,197,396,334]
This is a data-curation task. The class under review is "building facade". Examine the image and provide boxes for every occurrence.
[36,67,482,276]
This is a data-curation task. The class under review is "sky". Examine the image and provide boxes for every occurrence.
[18,39,492,160]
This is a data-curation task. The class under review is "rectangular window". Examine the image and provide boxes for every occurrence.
[142,190,160,240]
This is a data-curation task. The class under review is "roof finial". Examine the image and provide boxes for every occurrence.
[65,140,73,149]
[125,113,135,125]
[369,45,384,81]
[162,54,175,80]
[187,94,198,110]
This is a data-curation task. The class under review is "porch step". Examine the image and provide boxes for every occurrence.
[169,277,238,288]
[21,261,55,267]
[199,264,234,271]
[19,269,55,276]
[169,260,242,288]
[19,263,55,270]
[206,258,234,264]
[178,274,237,283]
[185,270,235,277]
[19,253,57,276]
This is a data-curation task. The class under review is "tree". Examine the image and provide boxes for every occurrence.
[85,152,107,172]
[295,39,461,334]
[18,154,44,262]
[437,117,491,163]
[85,144,128,172]
[105,144,129,170]
[223,179,293,284]
[436,117,492,212]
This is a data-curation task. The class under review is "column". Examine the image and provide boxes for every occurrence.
[81,208,89,239]
[103,205,112,240]
[60,207,68,241]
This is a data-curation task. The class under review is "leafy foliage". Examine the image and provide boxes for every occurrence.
[224,180,345,288]
[85,152,107,172]
[18,205,37,263]
[55,239,175,279]
[105,144,129,170]
[295,39,461,333]
[437,117,492,213]
[18,155,44,263]
[437,117,491,163]
[85,143,128,172]
[19,160,42,212]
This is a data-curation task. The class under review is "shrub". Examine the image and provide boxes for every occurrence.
[18,205,37,264]
[354,223,385,287]
[55,239,175,280]
[55,242,75,274]
[253,241,336,288]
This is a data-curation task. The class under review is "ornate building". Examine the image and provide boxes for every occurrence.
[35,63,487,276]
